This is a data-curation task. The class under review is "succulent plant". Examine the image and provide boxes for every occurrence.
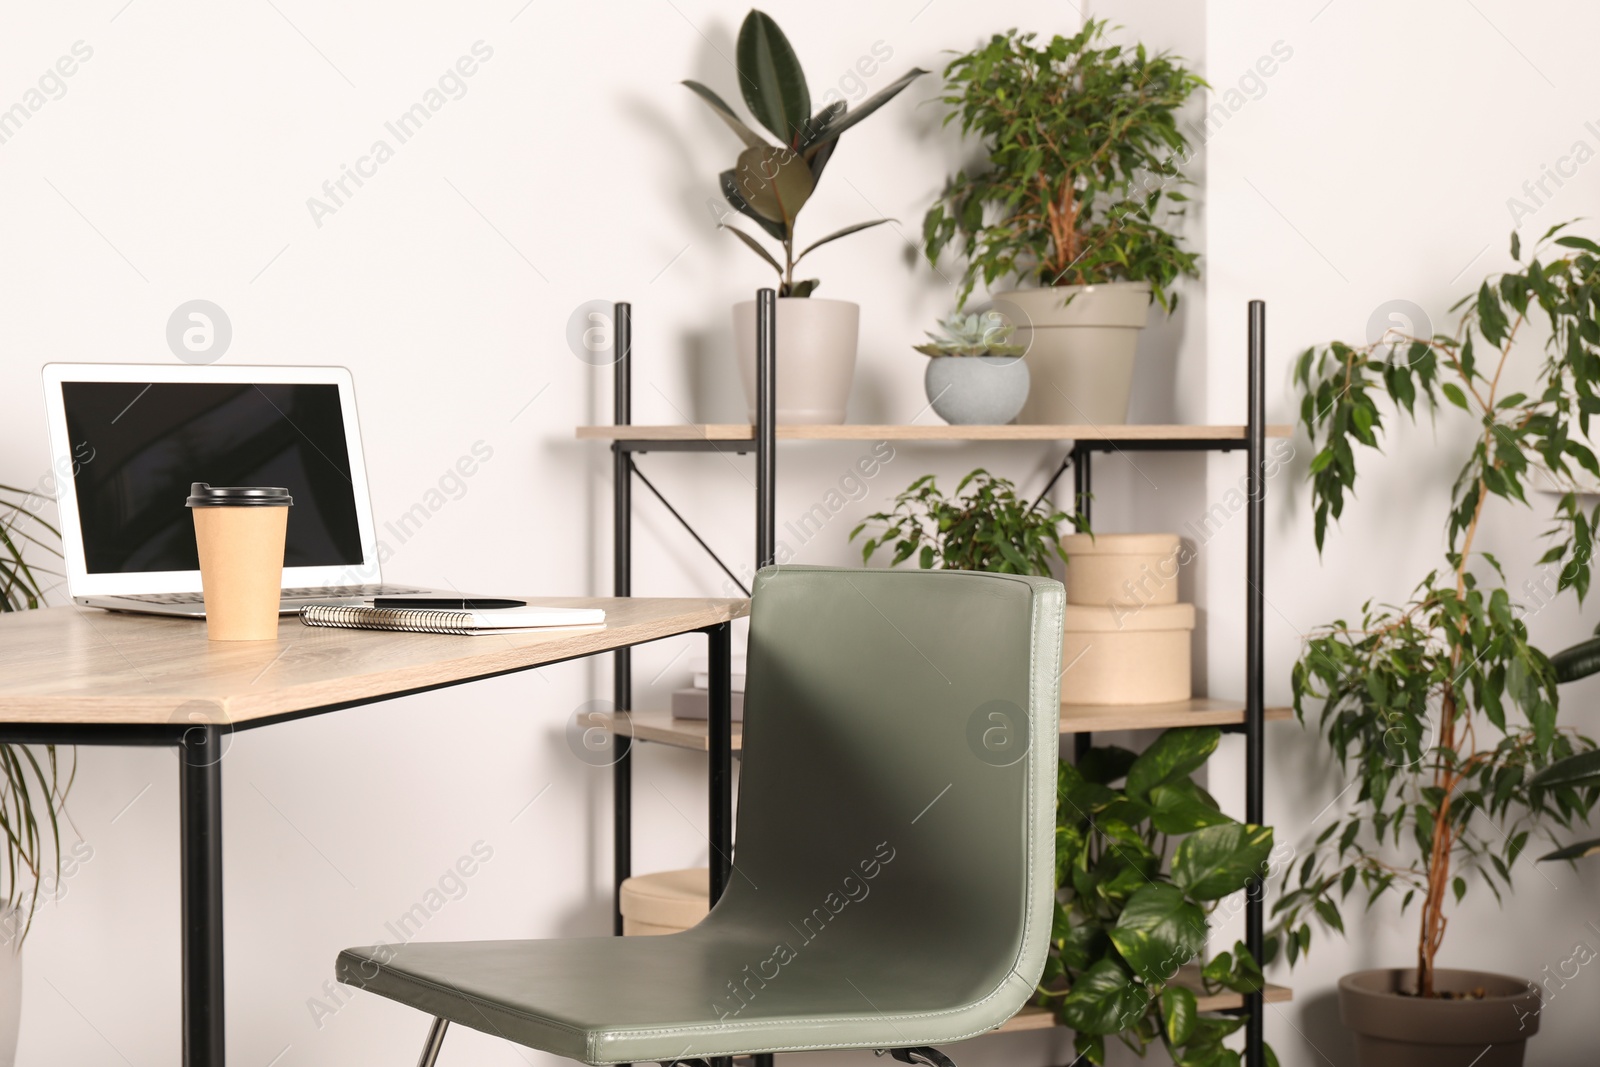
[912,311,1026,358]
[683,10,925,297]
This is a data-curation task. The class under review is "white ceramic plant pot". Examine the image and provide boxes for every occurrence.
[733,298,859,425]
[991,282,1152,425]
[924,355,1031,425]
[1061,602,1195,706]
[1062,533,1183,607]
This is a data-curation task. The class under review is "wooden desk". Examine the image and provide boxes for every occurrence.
[0,597,747,1067]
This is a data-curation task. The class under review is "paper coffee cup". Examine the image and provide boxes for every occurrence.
[187,483,292,641]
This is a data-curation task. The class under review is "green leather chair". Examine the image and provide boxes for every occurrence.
[336,565,1064,1066]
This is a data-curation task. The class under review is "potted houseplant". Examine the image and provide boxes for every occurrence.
[1276,226,1600,1066]
[684,10,924,424]
[851,477,1278,1065]
[924,21,1202,425]
[0,482,75,1067]
[913,310,1029,425]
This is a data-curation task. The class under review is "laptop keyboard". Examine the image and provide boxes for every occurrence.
[118,584,429,605]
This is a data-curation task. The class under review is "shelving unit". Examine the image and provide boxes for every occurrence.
[580,291,1285,1067]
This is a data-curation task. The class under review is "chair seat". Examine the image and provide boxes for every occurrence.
[337,921,1035,1065]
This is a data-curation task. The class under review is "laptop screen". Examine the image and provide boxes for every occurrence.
[62,381,365,574]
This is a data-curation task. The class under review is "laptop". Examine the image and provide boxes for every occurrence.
[42,363,436,617]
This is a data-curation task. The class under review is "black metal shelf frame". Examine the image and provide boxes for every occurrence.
[604,290,1271,1067]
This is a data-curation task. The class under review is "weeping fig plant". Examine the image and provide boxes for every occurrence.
[683,10,925,296]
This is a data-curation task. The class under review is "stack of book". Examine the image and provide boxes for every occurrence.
[670,656,746,721]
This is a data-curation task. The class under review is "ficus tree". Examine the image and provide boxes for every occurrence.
[683,9,923,296]
[923,20,1203,308]
[1277,224,1600,997]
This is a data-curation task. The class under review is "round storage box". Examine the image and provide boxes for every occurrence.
[1061,533,1182,607]
[619,867,709,936]
[1061,602,1195,706]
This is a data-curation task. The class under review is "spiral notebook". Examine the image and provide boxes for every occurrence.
[299,603,606,635]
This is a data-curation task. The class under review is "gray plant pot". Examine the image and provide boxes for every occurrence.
[924,355,1030,425]
[991,282,1151,425]
[1338,968,1540,1067]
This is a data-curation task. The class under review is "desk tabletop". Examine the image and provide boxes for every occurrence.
[0,598,748,728]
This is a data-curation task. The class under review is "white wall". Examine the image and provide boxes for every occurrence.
[1205,1,1600,1064]
[0,2,1089,1066]
[12,1,1596,1065]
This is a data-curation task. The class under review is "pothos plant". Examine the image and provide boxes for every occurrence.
[683,9,924,296]
[849,469,1078,574]
[1046,729,1279,1067]
[924,20,1203,308]
[1277,224,1600,997]
[0,482,74,944]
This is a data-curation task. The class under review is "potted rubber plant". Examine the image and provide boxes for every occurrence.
[1276,226,1600,1066]
[0,482,75,1067]
[913,311,1028,426]
[684,9,924,424]
[924,21,1202,425]
[851,481,1278,1065]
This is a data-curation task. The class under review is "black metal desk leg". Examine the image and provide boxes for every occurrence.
[179,724,225,1067]
[707,622,733,903]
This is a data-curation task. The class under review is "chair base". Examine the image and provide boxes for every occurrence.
[884,1048,957,1067]
[416,1017,449,1067]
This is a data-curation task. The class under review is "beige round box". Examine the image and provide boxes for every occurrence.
[1062,533,1182,607]
[619,867,709,936]
[1061,602,1195,705]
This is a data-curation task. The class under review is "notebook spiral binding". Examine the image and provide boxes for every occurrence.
[299,604,478,634]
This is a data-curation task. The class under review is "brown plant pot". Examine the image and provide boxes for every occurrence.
[1338,968,1541,1067]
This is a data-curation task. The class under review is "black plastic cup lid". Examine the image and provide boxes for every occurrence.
[185,483,293,508]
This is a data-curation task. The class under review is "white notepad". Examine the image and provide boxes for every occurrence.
[299,603,606,635]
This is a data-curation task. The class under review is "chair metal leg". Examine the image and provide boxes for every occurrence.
[415,1017,449,1067]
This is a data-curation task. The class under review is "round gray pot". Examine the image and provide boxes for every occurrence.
[1338,968,1540,1067]
[924,355,1030,425]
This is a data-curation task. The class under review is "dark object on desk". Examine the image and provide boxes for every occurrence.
[335,565,1064,1066]
[373,597,527,609]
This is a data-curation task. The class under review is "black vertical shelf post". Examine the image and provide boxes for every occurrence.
[611,302,633,937]
[1245,300,1267,1067]
[1071,442,1093,762]
[755,288,777,569]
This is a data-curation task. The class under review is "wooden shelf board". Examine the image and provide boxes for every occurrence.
[577,424,1292,443]
[997,968,1292,1033]
[601,701,1292,753]
[1060,698,1293,735]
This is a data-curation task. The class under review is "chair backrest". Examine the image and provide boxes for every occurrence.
[710,565,1063,1035]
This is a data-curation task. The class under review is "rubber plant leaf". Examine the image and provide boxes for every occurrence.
[718,170,788,242]
[719,225,782,275]
[733,144,814,226]
[682,80,770,150]
[795,219,892,263]
[737,10,811,146]
[804,67,927,148]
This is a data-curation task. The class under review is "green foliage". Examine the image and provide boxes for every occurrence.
[1281,224,1600,996]
[849,469,1079,576]
[684,10,924,296]
[923,20,1203,308]
[912,310,1026,358]
[0,483,73,943]
[1041,730,1277,1067]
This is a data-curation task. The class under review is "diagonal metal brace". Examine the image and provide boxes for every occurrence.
[629,457,751,597]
